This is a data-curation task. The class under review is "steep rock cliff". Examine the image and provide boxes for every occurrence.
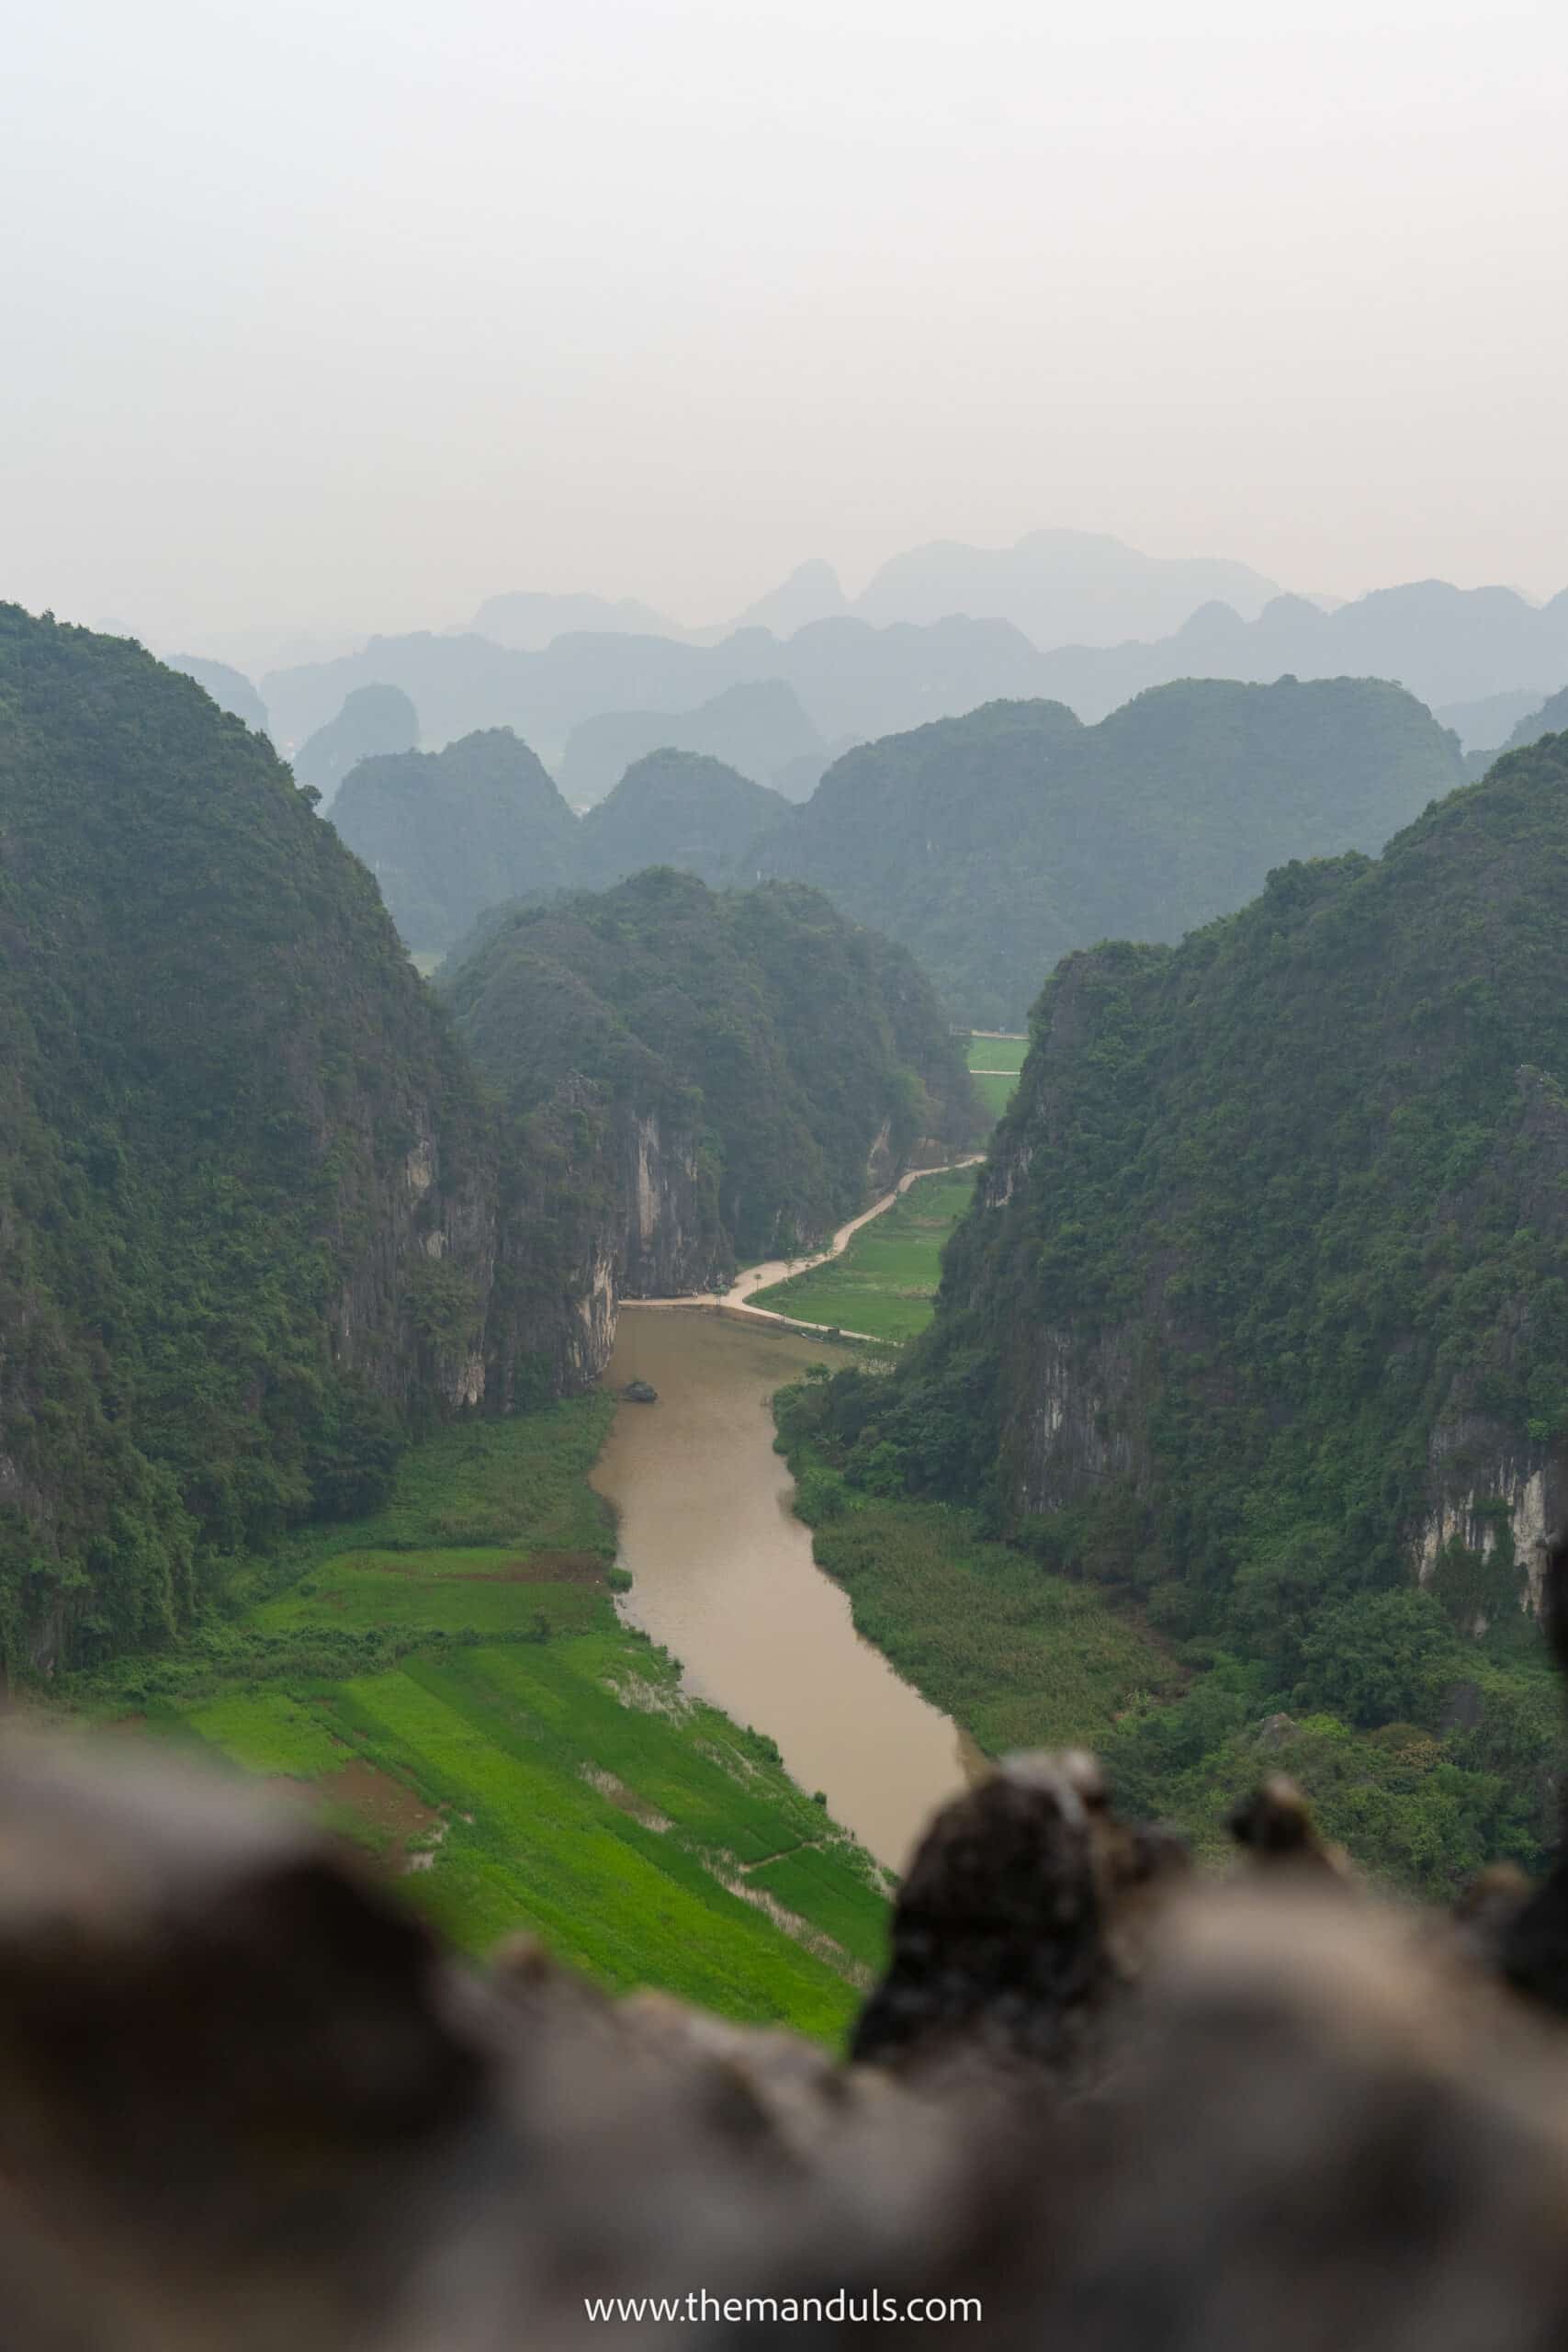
[0,608,596,1673]
[857,737,1568,1651]
[444,869,979,1326]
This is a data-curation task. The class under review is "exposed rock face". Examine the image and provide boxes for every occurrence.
[619,1109,728,1297]
[1416,1452,1562,1622]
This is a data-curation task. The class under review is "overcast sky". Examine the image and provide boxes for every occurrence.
[5,0,1565,655]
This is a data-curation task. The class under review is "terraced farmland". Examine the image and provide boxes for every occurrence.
[73,1403,887,2041]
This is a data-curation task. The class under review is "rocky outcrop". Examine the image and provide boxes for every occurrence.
[16,1713,1568,2348]
[618,1109,728,1296]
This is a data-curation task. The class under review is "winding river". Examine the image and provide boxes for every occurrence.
[590,1307,987,1874]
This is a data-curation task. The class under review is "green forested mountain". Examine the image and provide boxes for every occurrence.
[331,727,582,950]
[294,683,419,807]
[580,752,789,891]
[444,869,978,1283]
[1502,684,1568,757]
[558,681,826,804]
[164,653,270,734]
[1459,688,1568,781]
[0,610,581,1676]
[795,734,1568,1887]
[751,678,1469,1023]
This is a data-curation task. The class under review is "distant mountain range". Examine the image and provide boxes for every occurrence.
[260,615,1050,760]
[164,546,1568,822]
[469,588,688,650]
[293,683,419,807]
[1027,582,1568,722]
[1433,685,1551,752]
[470,529,1281,654]
[556,680,828,805]
[328,675,1467,1020]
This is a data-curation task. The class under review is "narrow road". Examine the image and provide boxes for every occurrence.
[623,1156,984,1343]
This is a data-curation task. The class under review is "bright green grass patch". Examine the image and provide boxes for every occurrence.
[253,1552,604,1640]
[176,1627,883,2038]
[749,1170,977,1342]
[321,1403,618,1557]
[807,1497,1184,1757]
[75,1395,889,2042]
[965,1035,1028,1073]
[323,1651,879,2028]
[972,1071,1016,1124]
[180,1688,349,1778]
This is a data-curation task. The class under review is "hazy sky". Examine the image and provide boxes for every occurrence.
[5,0,1566,654]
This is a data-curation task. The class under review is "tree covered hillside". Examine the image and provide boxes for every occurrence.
[752,677,1468,1024]
[0,610,558,1676]
[580,751,789,891]
[331,727,582,950]
[164,653,270,734]
[795,734,1568,1886]
[444,869,978,1278]
[294,683,419,807]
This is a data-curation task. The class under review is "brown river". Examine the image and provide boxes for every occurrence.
[589,1307,987,1873]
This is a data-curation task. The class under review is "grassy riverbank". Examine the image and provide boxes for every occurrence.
[742,1036,1021,1346]
[64,1400,888,2041]
[776,1372,1560,1891]
[777,1387,1184,1759]
[748,1169,978,1341]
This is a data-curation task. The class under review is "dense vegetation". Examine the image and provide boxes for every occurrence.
[580,751,789,890]
[71,1401,886,2038]
[784,736,1568,1892]
[752,677,1467,1024]
[164,652,269,733]
[331,727,582,950]
[0,607,527,1676]
[444,869,979,1272]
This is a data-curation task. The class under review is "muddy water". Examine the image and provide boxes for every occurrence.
[590,1308,987,1873]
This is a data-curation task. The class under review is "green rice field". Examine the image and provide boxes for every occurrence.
[965,1034,1028,1075]
[73,1403,888,2041]
[972,1069,1015,1124]
[748,1168,976,1342]
[966,1034,1023,1125]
